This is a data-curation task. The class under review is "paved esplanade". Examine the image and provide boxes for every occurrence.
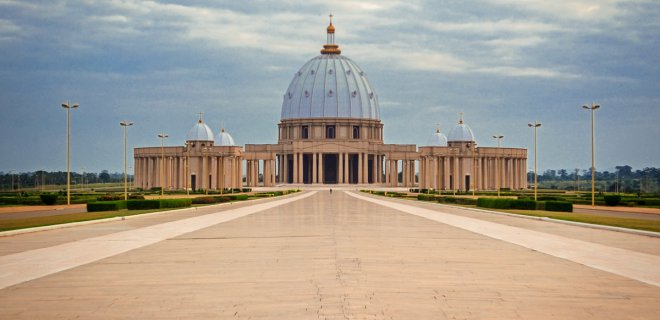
[1,191,659,319]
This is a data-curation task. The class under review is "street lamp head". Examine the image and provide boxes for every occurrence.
[61,102,80,109]
[158,133,169,139]
[582,103,600,110]
[120,121,134,127]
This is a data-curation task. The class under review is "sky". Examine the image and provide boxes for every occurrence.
[1,0,659,174]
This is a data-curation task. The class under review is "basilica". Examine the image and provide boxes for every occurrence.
[134,19,527,191]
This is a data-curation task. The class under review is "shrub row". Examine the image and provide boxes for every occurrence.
[97,194,145,201]
[437,196,478,205]
[544,201,573,212]
[476,198,573,212]
[39,194,58,205]
[604,195,621,206]
[87,201,127,212]
[126,199,192,210]
[192,196,233,204]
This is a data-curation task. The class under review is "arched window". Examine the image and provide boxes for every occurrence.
[301,126,309,139]
[326,125,336,139]
[353,126,360,139]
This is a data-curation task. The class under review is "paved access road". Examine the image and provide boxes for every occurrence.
[0,190,659,319]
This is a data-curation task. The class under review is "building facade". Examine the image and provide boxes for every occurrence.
[134,19,527,191]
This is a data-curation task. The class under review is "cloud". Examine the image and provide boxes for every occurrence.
[0,18,21,41]
[422,19,562,34]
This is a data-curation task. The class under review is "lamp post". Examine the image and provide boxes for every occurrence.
[467,143,477,197]
[528,122,541,201]
[81,167,85,192]
[492,135,504,197]
[184,143,190,195]
[158,133,168,198]
[120,121,134,200]
[582,103,600,206]
[61,101,79,205]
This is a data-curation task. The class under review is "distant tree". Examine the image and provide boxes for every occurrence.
[99,170,110,182]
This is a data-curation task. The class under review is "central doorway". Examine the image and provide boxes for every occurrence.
[323,154,338,184]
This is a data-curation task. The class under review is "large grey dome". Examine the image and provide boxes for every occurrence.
[280,22,380,120]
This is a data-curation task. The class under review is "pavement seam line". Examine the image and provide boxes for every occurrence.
[346,191,660,287]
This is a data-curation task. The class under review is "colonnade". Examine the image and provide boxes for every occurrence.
[384,159,416,187]
[134,154,242,191]
[277,152,387,184]
[418,154,527,191]
[245,159,277,187]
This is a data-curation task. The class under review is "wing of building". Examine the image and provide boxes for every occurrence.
[134,19,527,191]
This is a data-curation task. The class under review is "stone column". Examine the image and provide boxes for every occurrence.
[338,152,344,184]
[344,153,349,184]
[358,153,363,184]
[312,153,317,184]
[363,153,369,184]
[318,153,324,184]
[385,159,390,185]
[293,153,298,184]
[298,153,303,184]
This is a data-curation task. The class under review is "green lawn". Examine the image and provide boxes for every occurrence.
[460,205,660,233]
[0,208,176,232]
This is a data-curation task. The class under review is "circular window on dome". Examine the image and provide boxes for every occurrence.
[328,69,333,75]
[328,90,334,97]
[287,92,292,99]
[297,71,302,76]
[351,91,357,98]
[360,71,365,76]
[310,70,315,75]
[304,90,310,98]
[369,93,374,99]
[346,70,352,75]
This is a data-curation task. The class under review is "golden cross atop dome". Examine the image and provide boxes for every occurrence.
[436,122,441,133]
[198,112,203,123]
[321,14,340,54]
[459,112,464,124]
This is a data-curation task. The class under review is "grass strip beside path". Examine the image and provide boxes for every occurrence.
[490,208,660,233]
[446,204,660,233]
[0,209,171,232]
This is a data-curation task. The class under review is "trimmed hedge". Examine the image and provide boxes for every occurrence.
[477,198,515,209]
[87,200,127,212]
[545,201,573,212]
[192,196,232,204]
[39,194,58,205]
[126,199,192,210]
[227,194,249,201]
[438,197,478,205]
[127,199,161,210]
[477,198,539,210]
[417,194,438,201]
[604,195,621,206]
[511,199,537,210]
[159,199,192,208]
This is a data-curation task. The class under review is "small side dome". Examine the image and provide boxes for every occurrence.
[426,128,448,146]
[447,113,475,142]
[215,128,235,146]
[186,117,214,141]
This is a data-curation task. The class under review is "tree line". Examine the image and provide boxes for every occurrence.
[528,165,659,193]
[0,170,131,191]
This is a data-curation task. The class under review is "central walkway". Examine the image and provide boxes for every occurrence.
[0,190,659,319]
